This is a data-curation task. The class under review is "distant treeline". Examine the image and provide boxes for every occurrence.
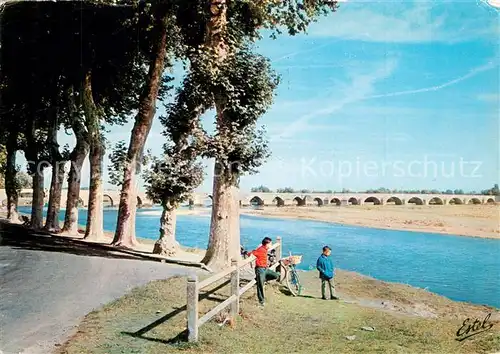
[250,184,500,196]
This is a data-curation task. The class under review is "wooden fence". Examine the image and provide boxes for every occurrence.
[186,236,282,342]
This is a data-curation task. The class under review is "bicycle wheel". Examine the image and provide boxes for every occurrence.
[286,266,301,296]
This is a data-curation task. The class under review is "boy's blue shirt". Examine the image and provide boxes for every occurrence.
[316,254,334,279]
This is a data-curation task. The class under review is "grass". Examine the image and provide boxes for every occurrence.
[58,271,500,354]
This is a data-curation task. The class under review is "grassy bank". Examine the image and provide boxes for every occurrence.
[59,270,500,354]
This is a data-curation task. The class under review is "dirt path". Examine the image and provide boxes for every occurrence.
[0,226,202,354]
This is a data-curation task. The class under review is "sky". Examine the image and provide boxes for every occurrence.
[17,0,500,193]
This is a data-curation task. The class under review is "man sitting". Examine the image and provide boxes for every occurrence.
[246,237,280,306]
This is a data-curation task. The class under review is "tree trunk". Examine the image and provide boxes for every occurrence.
[45,116,65,232]
[44,161,65,232]
[202,0,240,269]
[202,163,240,269]
[112,9,169,248]
[62,87,89,235]
[31,171,44,229]
[61,148,87,234]
[82,71,104,240]
[84,143,104,240]
[5,137,20,223]
[152,201,179,257]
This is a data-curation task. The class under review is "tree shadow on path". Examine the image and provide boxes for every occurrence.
[0,221,161,261]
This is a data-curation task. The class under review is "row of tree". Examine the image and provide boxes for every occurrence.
[0,1,338,269]
[251,185,500,195]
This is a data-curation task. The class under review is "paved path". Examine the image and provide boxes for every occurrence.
[0,225,199,354]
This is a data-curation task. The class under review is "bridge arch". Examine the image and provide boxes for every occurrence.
[386,196,403,205]
[293,196,305,206]
[486,198,495,204]
[448,197,463,205]
[330,197,341,206]
[407,197,424,206]
[348,197,359,205]
[428,197,444,205]
[273,196,285,207]
[250,196,265,206]
[103,194,114,207]
[467,197,481,205]
[363,196,381,205]
[313,197,323,206]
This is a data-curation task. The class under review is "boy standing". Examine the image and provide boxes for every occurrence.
[247,237,280,306]
[316,246,339,300]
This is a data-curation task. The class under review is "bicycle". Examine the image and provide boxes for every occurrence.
[241,245,302,296]
[278,252,303,296]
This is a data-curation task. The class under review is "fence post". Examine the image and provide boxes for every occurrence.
[187,275,199,342]
[276,236,282,260]
[230,258,240,320]
[276,236,284,282]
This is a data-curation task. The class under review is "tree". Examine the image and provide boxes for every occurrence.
[113,3,174,247]
[445,189,454,194]
[109,140,151,188]
[62,87,90,234]
[144,150,203,256]
[200,48,277,269]
[454,189,464,195]
[15,172,32,189]
[277,187,295,193]
[0,144,6,188]
[481,184,499,196]
[45,104,72,232]
[251,185,271,193]
[108,141,128,187]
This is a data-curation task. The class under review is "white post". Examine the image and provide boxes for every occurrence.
[276,236,282,260]
[230,258,239,320]
[187,275,199,342]
[276,236,285,282]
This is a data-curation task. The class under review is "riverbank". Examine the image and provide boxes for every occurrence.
[58,269,500,353]
[240,204,500,240]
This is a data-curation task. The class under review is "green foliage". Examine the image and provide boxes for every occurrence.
[15,171,32,190]
[201,48,278,176]
[277,187,295,193]
[0,144,6,181]
[143,151,204,206]
[251,185,272,193]
[481,184,499,196]
[108,140,151,187]
[108,141,129,187]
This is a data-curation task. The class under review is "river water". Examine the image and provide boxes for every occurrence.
[18,206,500,308]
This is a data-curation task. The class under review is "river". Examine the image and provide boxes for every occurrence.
[18,206,500,309]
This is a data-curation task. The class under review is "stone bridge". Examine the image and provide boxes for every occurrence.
[192,192,499,207]
[0,189,154,208]
[1,190,498,208]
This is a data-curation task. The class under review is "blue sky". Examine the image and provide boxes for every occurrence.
[19,0,499,193]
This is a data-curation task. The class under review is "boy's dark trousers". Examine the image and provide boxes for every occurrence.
[255,267,280,304]
[321,276,336,299]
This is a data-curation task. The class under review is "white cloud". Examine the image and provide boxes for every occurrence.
[271,57,398,140]
[309,1,496,43]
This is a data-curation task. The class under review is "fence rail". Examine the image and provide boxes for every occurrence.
[187,236,282,342]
